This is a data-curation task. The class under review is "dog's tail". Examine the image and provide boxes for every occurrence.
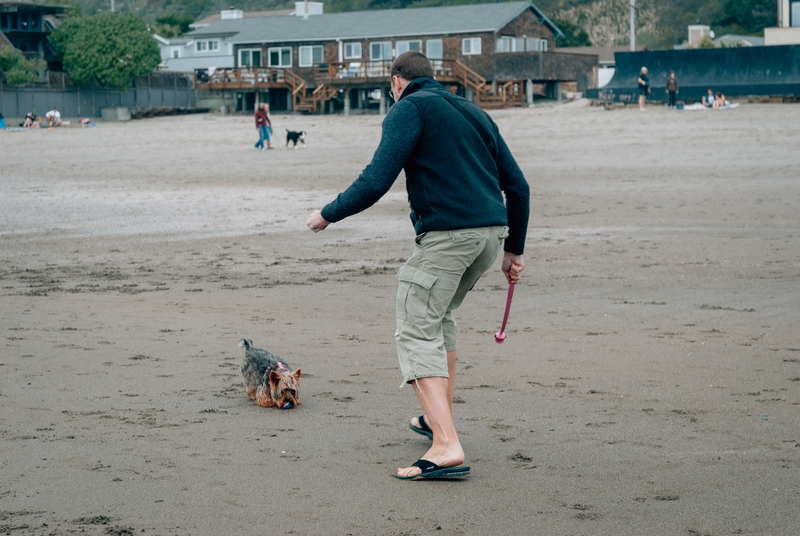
[238,338,253,350]
[286,129,290,133]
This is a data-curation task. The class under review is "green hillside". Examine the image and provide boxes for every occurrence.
[57,0,777,49]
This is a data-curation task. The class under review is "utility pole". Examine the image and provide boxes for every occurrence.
[630,0,635,51]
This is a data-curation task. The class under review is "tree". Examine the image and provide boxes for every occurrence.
[718,0,776,35]
[50,12,160,91]
[154,13,196,37]
[0,47,47,85]
[553,18,592,47]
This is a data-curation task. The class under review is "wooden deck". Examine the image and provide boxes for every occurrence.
[195,60,461,91]
[194,59,524,111]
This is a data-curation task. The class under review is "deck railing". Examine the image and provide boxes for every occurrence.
[195,67,295,88]
[196,60,464,89]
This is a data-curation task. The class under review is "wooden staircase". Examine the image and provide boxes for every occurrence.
[452,60,525,109]
[294,83,338,113]
[284,70,308,112]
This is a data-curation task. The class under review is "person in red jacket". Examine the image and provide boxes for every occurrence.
[254,103,272,150]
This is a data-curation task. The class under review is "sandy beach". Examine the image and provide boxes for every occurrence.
[1,100,799,535]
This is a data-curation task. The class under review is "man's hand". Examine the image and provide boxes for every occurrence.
[501,252,524,285]
[307,210,330,233]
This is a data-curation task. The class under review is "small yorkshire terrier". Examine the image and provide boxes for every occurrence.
[239,339,302,409]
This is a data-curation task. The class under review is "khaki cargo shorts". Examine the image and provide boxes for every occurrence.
[395,225,509,385]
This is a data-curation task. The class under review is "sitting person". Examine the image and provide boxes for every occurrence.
[23,112,36,128]
[704,89,715,108]
[45,107,62,127]
[712,92,728,109]
[80,118,92,128]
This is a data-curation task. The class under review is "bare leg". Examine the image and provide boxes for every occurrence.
[396,375,465,478]
[411,350,457,431]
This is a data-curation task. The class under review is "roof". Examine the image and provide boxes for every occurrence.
[556,45,648,64]
[190,9,293,28]
[0,31,14,49]
[154,34,191,46]
[0,0,69,11]
[712,34,764,47]
[187,1,562,44]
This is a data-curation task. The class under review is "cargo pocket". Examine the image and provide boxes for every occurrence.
[395,264,439,325]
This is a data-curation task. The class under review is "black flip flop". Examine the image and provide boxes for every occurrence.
[409,414,433,440]
[394,459,471,480]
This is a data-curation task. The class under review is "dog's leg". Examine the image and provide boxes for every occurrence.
[255,384,275,407]
[245,386,257,401]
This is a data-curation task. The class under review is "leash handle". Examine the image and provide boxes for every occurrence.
[499,283,515,334]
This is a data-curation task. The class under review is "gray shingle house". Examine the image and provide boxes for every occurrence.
[185,1,596,113]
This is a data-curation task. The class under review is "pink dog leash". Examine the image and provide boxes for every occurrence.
[494,283,515,344]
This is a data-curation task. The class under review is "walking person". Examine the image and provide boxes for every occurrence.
[254,103,272,150]
[665,70,679,108]
[637,67,650,111]
[306,51,530,480]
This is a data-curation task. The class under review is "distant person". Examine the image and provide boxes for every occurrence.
[637,67,650,111]
[704,89,715,108]
[254,103,272,150]
[665,71,679,108]
[0,112,5,130]
[23,112,36,128]
[712,92,728,109]
[45,108,62,127]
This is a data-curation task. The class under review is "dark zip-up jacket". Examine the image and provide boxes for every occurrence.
[321,77,530,254]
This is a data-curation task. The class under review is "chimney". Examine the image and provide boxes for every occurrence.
[292,2,323,17]
[221,9,243,20]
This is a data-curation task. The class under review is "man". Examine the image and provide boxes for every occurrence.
[45,108,61,127]
[665,70,679,108]
[637,67,649,111]
[704,88,716,108]
[307,51,529,480]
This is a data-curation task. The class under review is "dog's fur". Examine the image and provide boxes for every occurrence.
[239,339,301,409]
[285,129,307,149]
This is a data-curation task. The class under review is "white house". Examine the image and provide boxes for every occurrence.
[155,3,323,73]
[765,0,800,45]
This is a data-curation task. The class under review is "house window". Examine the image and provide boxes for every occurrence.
[525,38,547,52]
[396,40,422,55]
[196,40,220,53]
[344,42,361,59]
[240,49,262,67]
[299,45,323,67]
[172,49,180,59]
[462,37,482,55]
[496,36,514,53]
[426,39,443,60]
[370,41,392,60]
[792,1,800,26]
[269,47,292,67]
[497,37,528,53]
